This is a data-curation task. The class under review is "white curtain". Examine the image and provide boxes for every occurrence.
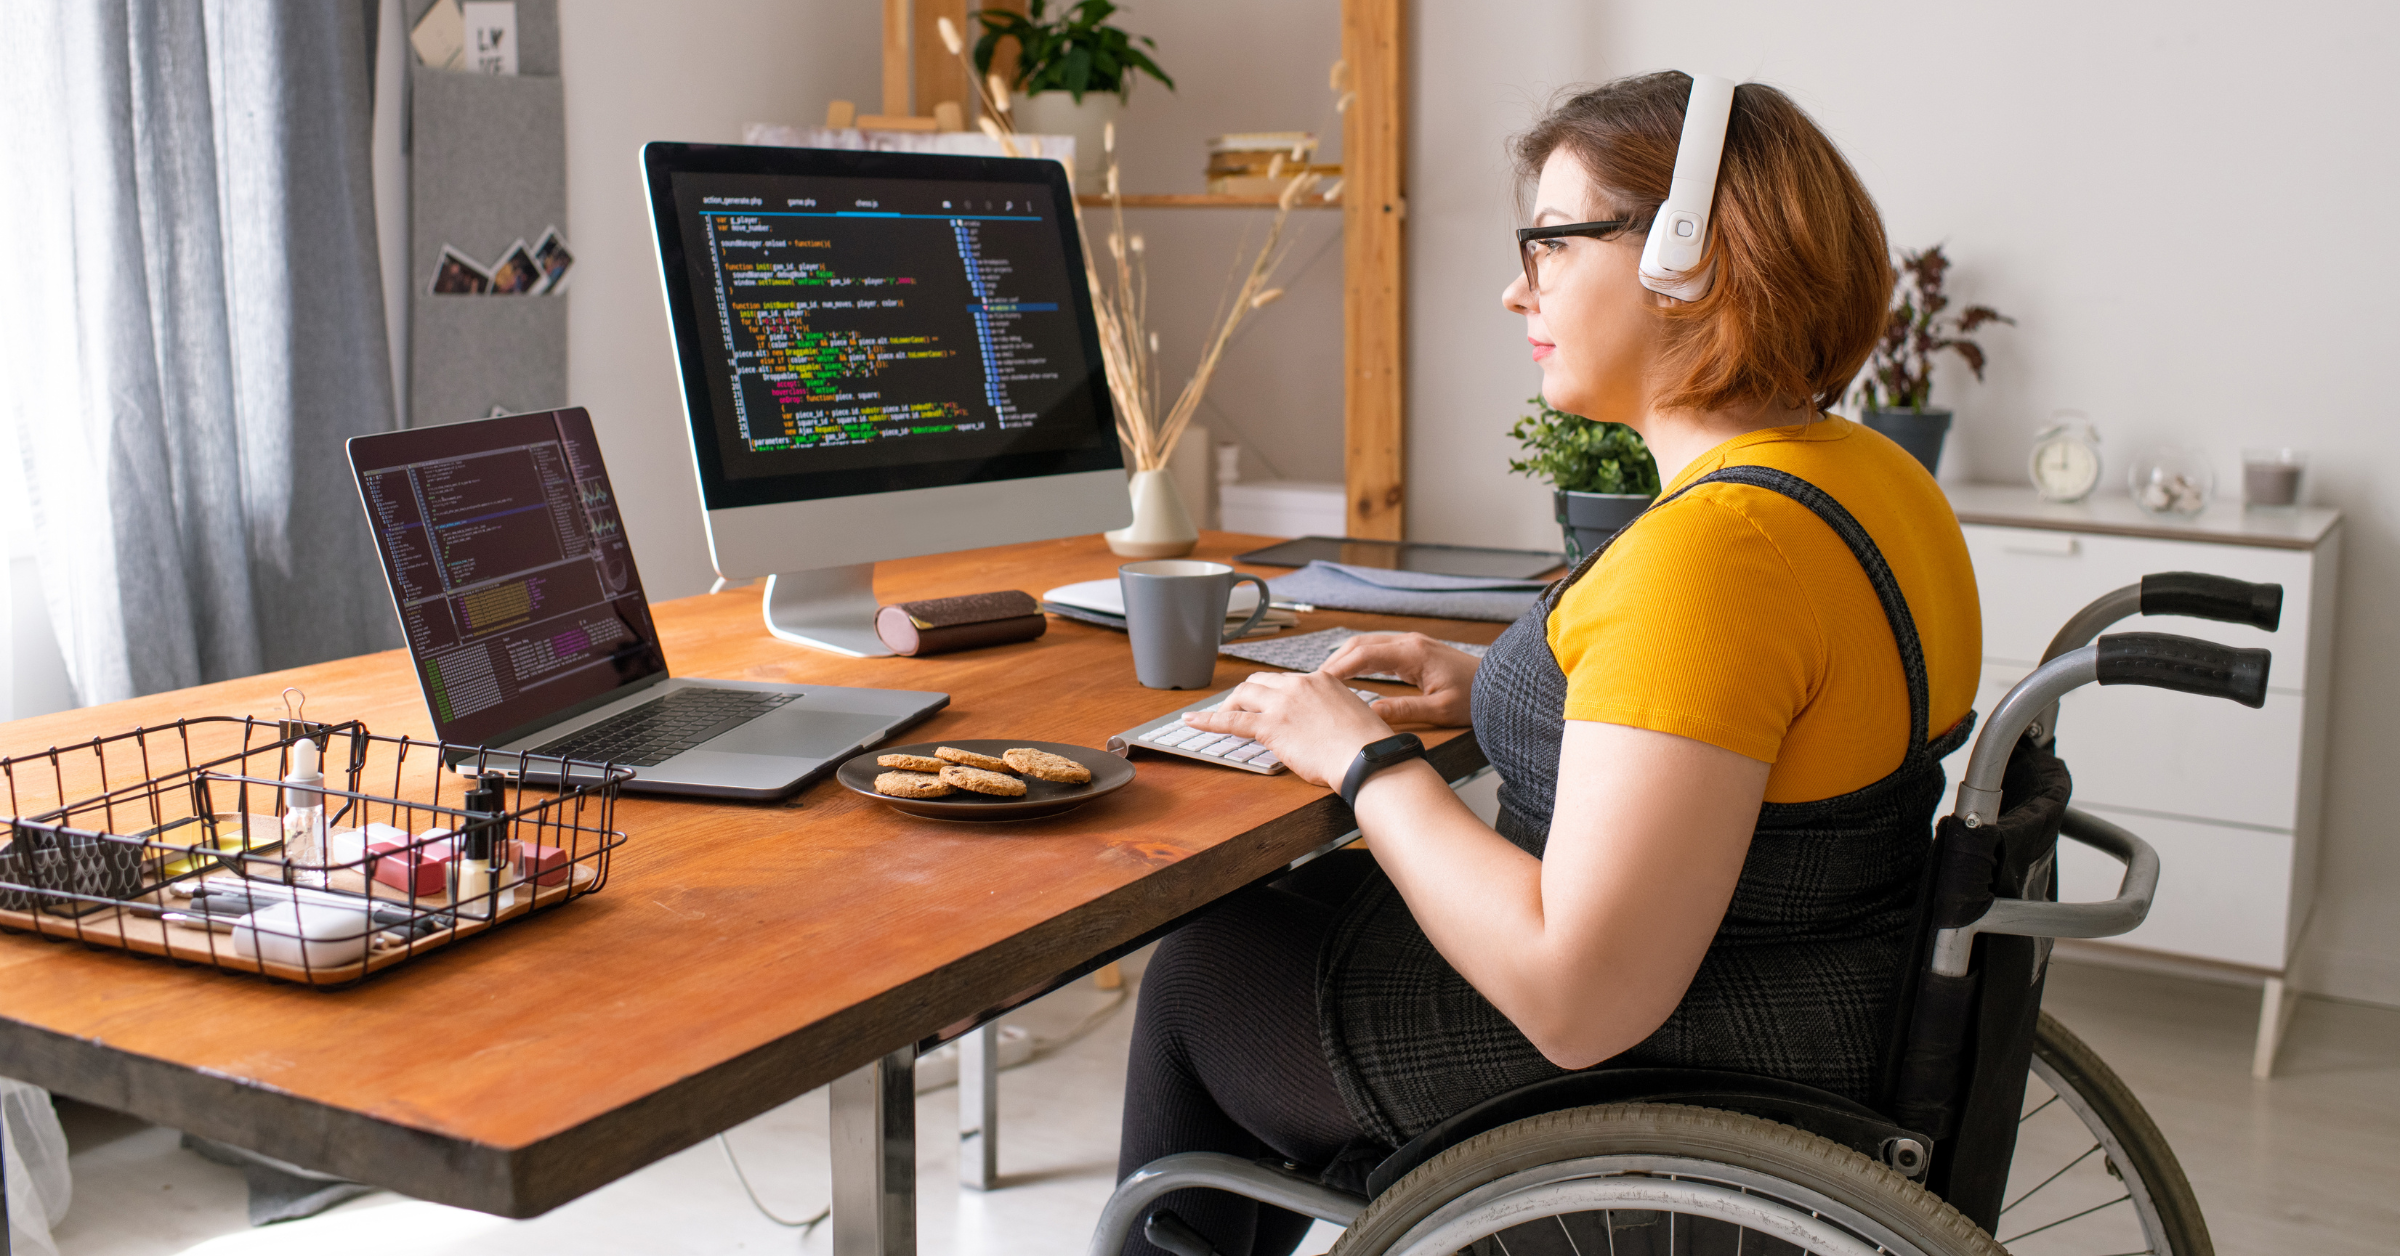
[0,1,400,706]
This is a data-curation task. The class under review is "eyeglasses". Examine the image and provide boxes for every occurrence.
[1516,219,1642,293]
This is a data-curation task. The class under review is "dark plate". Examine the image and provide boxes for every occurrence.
[835,740,1135,822]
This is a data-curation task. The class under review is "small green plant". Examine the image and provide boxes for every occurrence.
[1856,244,2014,412]
[973,0,1174,103]
[1508,397,1659,496]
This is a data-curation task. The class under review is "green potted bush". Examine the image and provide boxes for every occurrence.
[974,0,1173,180]
[1855,244,2013,474]
[1508,397,1660,562]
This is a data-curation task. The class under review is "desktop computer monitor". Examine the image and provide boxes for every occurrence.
[642,141,1128,656]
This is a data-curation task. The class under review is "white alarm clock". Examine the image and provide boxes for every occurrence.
[2029,418,2102,503]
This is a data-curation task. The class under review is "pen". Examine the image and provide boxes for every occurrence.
[1269,601,1316,613]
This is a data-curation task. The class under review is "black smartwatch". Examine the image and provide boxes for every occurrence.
[1339,733,1427,808]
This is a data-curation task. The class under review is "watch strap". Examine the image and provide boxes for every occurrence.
[1340,733,1426,809]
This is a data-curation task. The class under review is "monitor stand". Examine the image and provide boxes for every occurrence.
[762,563,893,658]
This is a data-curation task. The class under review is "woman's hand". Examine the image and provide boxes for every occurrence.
[1319,633,1481,728]
[1180,671,1396,788]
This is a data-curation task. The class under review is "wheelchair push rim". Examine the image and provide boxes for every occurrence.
[1329,1102,2005,1256]
[1383,1153,1950,1256]
[2001,1012,2213,1256]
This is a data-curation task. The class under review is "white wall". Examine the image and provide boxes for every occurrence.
[544,1,2399,1006]
[1405,0,2400,1005]
[558,0,881,600]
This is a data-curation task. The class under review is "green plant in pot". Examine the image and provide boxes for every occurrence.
[1855,244,2014,475]
[974,0,1173,181]
[1508,396,1660,562]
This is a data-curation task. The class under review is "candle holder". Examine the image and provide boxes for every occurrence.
[2241,448,2307,510]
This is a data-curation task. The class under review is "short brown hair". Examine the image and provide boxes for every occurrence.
[1515,73,1891,414]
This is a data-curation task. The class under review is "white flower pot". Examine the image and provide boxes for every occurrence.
[1105,468,1198,559]
[1012,90,1122,183]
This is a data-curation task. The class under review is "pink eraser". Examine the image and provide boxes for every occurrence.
[513,842,571,887]
[367,838,455,897]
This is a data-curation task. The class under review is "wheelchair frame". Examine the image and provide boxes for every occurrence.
[1096,572,2280,1256]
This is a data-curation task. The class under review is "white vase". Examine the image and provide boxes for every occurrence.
[1105,468,1198,559]
[1011,90,1122,183]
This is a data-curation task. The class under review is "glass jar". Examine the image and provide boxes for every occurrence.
[2129,447,2214,517]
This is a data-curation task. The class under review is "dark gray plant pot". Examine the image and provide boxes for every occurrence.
[1556,489,1654,563]
[1861,408,1952,475]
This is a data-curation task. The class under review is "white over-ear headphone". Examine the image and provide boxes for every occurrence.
[1637,73,1739,302]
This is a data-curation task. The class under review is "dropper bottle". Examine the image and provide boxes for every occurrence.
[281,740,328,889]
[452,774,515,920]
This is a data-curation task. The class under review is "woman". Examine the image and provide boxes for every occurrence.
[1115,72,1980,1256]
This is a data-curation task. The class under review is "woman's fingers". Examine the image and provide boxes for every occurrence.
[1180,705,1264,738]
[1361,694,1438,726]
[1322,637,1424,681]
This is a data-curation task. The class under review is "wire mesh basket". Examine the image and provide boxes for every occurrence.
[0,714,631,987]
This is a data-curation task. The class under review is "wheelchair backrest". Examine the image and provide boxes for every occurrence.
[1881,731,2071,1230]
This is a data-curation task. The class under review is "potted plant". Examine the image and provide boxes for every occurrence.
[1508,397,1660,562]
[1855,244,2014,475]
[973,0,1173,181]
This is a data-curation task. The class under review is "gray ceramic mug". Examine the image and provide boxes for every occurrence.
[1119,560,1272,689]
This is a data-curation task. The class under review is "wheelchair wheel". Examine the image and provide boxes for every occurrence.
[2003,1011,2212,1256]
[1331,1103,2004,1256]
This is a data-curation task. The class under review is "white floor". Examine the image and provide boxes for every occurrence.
[41,944,1340,1256]
[36,953,2400,1256]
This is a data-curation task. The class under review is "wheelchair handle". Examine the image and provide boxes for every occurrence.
[2040,572,2284,664]
[2097,632,2271,707]
[1954,633,2273,826]
[1930,807,2158,977]
[2140,570,2284,631]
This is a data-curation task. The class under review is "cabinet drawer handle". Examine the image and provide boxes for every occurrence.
[2003,535,2081,557]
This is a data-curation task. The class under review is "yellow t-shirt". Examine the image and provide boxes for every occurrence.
[1547,417,1980,804]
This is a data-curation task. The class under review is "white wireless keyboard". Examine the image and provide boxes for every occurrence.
[1107,686,1384,775]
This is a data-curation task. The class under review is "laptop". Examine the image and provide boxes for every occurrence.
[346,408,948,800]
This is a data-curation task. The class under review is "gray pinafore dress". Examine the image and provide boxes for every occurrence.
[1318,466,1970,1148]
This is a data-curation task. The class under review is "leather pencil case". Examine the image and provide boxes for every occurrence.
[874,590,1047,657]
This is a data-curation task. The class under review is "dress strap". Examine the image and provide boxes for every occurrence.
[1560,465,1936,762]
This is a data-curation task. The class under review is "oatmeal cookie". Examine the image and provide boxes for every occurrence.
[939,764,1028,797]
[935,746,1014,772]
[1002,747,1091,784]
[874,771,955,799]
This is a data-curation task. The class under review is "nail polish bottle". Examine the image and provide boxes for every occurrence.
[281,740,328,889]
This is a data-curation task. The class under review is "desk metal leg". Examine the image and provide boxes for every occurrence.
[831,1046,916,1256]
[959,1023,999,1190]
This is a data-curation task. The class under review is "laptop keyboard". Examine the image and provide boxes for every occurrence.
[1110,685,1384,775]
[531,688,796,767]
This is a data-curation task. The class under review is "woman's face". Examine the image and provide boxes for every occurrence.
[1501,149,1666,429]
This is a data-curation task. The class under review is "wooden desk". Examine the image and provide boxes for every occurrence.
[0,533,1496,1236]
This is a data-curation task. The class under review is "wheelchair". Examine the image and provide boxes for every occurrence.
[1094,572,2283,1256]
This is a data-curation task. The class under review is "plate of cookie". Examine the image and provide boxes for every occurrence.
[836,740,1136,821]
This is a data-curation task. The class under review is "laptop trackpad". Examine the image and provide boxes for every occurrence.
[703,707,892,759]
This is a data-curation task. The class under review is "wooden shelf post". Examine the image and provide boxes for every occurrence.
[1341,0,1407,540]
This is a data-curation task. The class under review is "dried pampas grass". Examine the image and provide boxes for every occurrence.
[945,41,1338,472]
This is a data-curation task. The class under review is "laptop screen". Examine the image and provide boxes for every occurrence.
[347,408,667,748]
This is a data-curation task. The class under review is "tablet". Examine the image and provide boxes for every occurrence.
[1234,536,1564,581]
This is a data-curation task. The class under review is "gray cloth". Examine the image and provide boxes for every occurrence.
[1318,467,1968,1146]
[182,1133,377,1226]
[1266,562,1548,623]
[0,1,401,706]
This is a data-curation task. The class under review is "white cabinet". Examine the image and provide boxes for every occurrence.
[1942,485,2341,1077]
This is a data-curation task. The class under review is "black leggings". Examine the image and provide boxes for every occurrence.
[1116,852,1382,1256]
